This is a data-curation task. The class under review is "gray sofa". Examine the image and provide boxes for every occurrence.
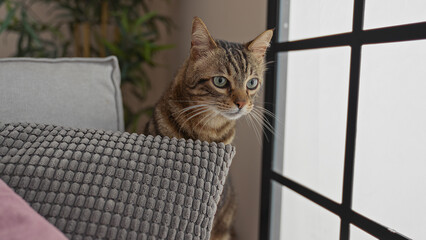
[0,57,235,240]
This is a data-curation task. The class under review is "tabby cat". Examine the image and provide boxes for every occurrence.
[143,17,273,240]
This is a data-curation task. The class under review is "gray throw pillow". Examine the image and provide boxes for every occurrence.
[0,57,124,131]
[0,122,235,240]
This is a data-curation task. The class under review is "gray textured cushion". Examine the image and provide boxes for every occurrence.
[0,122,235,240]
[0,57,124,131]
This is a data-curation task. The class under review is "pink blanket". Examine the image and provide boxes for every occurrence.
[0,179,67,240]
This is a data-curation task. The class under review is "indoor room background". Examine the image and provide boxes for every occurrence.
[1,0,425,240]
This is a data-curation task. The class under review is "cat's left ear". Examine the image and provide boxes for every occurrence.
[246,29,274,59]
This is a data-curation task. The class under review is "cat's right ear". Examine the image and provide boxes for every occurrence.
[246,29,274,59]
[191,17,217,60]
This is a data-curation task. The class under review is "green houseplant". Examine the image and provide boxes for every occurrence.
[0,0,173,131]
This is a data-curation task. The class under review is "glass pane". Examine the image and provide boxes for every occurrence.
[350,225,378,240]
[364,0,426,30]
[278,0,354,42]
[273,47,350,203]
[271,181,341,240]
[353,40,426,240]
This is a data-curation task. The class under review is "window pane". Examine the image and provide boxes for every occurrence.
[271,181,341,240]
[278,0,353,42]
[350,225,378,240]
[364,0,426,30]
[353,40,426,240]
[273,47,350,203]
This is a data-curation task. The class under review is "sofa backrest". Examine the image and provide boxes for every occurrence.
[0,56,124,131]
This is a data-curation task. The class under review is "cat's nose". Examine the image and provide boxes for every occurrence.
[235,101,247,109]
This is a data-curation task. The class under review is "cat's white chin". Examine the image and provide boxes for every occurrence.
[221,110,247,120]
[223,113,242,120]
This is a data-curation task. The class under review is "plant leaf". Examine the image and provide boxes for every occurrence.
[102,39,125,58]
[119,11,129,33]
[134,11,157,27]
[22,18,41,46]
[152,43,174,52]
[0,5,17,33]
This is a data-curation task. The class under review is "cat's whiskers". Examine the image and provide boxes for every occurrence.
[174,104,210,120]
[175,107,209,126]
[170,99,236,117]
[170,99,215,103]
[170,99,219,107]
[251,108,275,135]
[196,110,218,130]
[242,106,280,143]
[249,111,270,141]
[245,114,262,143]
[202,112,220,130]
[195,112,211,129]
[178,107,212,133]
[172,101,237,132]
[254,105,282,125]
[171,100,219,116]
[219,109,236,114]
[254,106,284,140]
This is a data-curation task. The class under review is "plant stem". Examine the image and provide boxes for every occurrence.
[100,0,108,57]
[73,23,81,57]
[82,22,90,57]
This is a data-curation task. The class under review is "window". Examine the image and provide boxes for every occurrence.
[260,0,426,239]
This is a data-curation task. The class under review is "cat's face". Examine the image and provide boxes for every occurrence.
[186,44,264,120]
[183,17,273,121]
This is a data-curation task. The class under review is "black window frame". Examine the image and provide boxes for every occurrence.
[260,0,426,239]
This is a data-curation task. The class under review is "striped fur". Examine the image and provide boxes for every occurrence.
[143,17,273,240]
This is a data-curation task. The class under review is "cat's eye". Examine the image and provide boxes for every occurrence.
[246,78,259,90]
[213,76,228,88]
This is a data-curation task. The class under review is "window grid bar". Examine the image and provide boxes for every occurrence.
[270,172,411,240]
[272,21,426,52]
[259,0,280,240]
[260,0,424,239]
[340,44,361,240]
[340,0,365,238]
